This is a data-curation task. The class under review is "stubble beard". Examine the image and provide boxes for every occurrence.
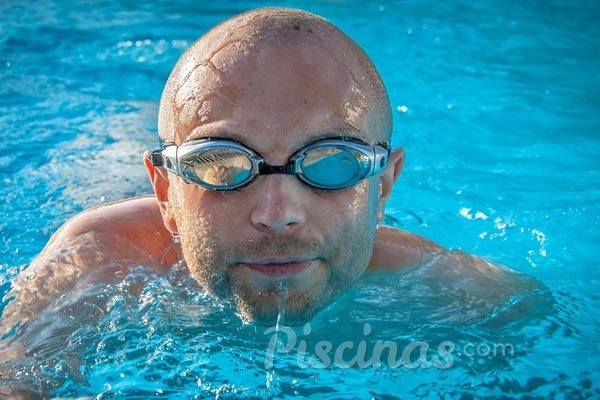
[170,190,377,326]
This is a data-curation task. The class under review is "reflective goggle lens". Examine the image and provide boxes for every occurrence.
[300,146,370,188]
[181,149,253,189]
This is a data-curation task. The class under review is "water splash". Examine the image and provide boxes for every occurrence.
[264,281,289,393]
[275,280,288,329]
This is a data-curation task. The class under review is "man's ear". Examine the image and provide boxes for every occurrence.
[143,150,179,235]
[378,147,405,221]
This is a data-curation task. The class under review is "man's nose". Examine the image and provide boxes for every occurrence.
[250,175,307,233]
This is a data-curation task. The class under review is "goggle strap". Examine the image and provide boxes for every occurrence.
[259,162,295,176]
[373,146,390,174]
[149,150,164,166]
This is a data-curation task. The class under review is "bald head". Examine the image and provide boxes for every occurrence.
[158,7,392,145]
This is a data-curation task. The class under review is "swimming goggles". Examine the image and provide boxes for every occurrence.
[150,137,390,191]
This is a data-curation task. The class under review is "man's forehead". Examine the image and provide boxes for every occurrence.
[209,38,344,76]
[193,39,362,108]
[170,39,372,144]
[158,8,391,145]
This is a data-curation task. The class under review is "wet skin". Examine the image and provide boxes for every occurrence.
[150,38,409,325]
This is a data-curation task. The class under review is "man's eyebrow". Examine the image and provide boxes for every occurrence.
[183,126,365,147]
[311,127,364,141]
[184,129,251,146]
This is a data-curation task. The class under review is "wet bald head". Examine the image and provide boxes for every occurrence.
[158,7,392,144]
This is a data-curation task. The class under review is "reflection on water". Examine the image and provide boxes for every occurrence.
[0,255,562,399]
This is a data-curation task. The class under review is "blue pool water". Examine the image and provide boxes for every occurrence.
[1,0,599,398]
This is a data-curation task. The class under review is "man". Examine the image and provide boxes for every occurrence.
[1,8,538,398]
[2,7,514,333]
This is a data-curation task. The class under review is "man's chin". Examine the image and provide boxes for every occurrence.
[233,289,325,327]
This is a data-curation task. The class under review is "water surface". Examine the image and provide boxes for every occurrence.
[0,0,599,398]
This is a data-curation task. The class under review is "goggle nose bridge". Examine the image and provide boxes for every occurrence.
[258,162,297,176]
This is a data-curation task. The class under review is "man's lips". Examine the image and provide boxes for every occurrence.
[241,259,314,277]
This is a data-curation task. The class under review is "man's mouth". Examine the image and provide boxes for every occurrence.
[241,258,314,277]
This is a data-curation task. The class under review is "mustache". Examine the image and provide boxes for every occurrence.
[229,235,330,262]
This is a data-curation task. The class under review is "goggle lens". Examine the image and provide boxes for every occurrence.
[300,146,370,188]
[182,149,253,189]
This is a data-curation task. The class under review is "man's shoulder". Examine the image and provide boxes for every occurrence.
[369,226,445,270]
[58,196,163,237]
[40,196,176,268]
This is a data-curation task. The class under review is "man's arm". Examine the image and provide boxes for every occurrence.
[1,196,177,333]
[371,225,520,280]
[0,197,178,398]
[370,225,543,326]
